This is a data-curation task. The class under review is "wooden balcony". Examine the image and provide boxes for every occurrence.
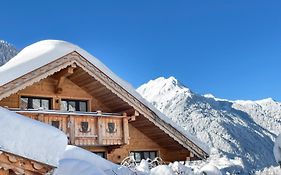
[11,109,130,147]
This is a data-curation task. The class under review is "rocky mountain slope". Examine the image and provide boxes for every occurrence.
[0,40,18,66]
[137,77,280,174]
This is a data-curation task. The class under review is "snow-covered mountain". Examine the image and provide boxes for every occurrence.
[0,40,18,66]
[137,77,280,174]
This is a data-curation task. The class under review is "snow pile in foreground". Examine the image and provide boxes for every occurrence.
[55,145,221,175]
[54,145,143,175]
[255,166,281,175]
[0,107,67,166]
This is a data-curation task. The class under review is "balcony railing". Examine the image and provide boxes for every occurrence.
[10,109,130,147]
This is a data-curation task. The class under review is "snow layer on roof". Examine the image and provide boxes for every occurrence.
[0,40,209,155]
[0,107,67,166]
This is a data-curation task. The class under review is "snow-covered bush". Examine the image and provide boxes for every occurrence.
[170,161,194,175]
[273,134,281,166]
[198,164,222,175]
[136,160,150,173]
[150,165,175,175]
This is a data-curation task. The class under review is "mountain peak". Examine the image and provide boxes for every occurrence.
[137,76,193,98]
[0,40,18,66]
[150,76,188,90]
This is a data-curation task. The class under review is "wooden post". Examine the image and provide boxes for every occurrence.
[97,117,103,145]
[69,115,75,144]
[123,113,129,144]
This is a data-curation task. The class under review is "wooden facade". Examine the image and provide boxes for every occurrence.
[0,50,208,165]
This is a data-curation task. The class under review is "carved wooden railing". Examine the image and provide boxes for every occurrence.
[12,109,130,147]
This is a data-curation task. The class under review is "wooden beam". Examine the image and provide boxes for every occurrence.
[55,65,76,94]
[123,114,129,144]
[53,64,76,79]
[69,115,75,144]
[97,117,103,145]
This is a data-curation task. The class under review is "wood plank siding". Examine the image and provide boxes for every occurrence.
[17,111,128,147]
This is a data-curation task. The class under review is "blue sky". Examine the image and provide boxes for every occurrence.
[1,0,281,100]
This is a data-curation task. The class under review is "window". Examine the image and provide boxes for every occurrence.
[60,99,88,112]
[51,121,60,129]
[20,97,51,110]
[93,152,106,159]
[131,151,157,162]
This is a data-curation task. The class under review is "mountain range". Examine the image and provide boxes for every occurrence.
[137,77,280,174]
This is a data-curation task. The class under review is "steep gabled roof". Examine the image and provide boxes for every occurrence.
[0,40,209,158]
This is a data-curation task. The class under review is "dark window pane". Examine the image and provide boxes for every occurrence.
[41,99,50,110]
[20,98,28,109]
[32,99,41,109]
[51,121,60,129]
[68,101,76,111]
[144,152,150,159]
[79,101,87,112]
[60,101,68,111]
[150,152,156,160]
[134,152,141,162]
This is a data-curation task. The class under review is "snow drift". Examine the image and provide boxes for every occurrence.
[0,107,68,166]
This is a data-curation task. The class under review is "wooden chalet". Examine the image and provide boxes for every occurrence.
[0,40,209,165]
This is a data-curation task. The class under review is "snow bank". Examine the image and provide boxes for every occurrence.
[55,145,142,175]
[56,149,226,175]
[0,40,209,156]
[59,145,118,172]
[150,165,175,175]
[136,160,150,173]
[170,161,194,174]
[198,164,222,175]
[54,159,107,175]
[0,107,67,166]
[255,166,281,175]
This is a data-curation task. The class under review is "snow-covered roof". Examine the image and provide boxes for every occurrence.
[0,107,68,167]
[0,40,209,156]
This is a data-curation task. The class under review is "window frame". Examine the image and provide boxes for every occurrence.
[130,151,158,162]
[20,96,52,110]
[60,99,88,112]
